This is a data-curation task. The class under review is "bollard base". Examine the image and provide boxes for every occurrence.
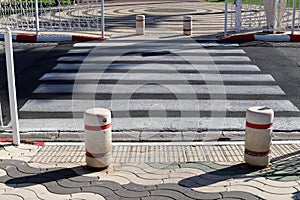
[244,154,271,167]
[86,156,112,169]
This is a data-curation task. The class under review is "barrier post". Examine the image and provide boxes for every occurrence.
[183,15,192,36]
[84,108,112,169]
[4,27,20,146]
[101,0,105,38]
[136,15,145,35]
[244,106,274,167]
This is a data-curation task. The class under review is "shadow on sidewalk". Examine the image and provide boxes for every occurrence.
[178,163,260,188]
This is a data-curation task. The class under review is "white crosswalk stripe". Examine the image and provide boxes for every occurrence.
[34,84,286,95]
[53,63,260,72]
[18,40,300,132]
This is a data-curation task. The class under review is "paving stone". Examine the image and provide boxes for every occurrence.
[57,178,91,188]
[90,180,124,191]
[3,188,38,199]
[142,196,175,200]
[261,183,298,194]
[0,168,7,177]
[109,171,163,185]
[43,180,82,194]
[81,186,115,197]
[69,175,100,182]
[114,187,150,198]
[100,174,131,185]
[117,165,169,179]
[150,189,194,200]
[221,191,261,200]
[70,192,106,200]
[157,183,222,199]
[193,185,227,193]
[14,161,40,174]
[26,184,71,199]
[122,182,157,192]
[0,194,24,200]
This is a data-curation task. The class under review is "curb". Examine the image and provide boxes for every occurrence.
[220,33,300,42]
[0,33,108,42]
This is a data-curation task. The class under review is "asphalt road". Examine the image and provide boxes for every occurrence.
[0,40,300,131]
[0,41,73,124]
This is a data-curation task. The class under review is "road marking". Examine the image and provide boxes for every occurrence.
[68,48,246,54]
[74,42,239,48]
[57,55,251,62]
[34,84,286,95]
[17,117,300,132]
[53,63,260,72]
[40,73,275,82]
[20,99,299,112]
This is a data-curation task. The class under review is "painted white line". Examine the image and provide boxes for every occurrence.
[53,63,260,72]
[40,73,275,82]
[34,84,286,95]
[74,42,239,48]
[17,117,300,132]
[20,99,299,112]
[68,48,246,54]
[43,140,300,146]
[254,34,291,42]
[37,35,72,42]
[57,55,251,62]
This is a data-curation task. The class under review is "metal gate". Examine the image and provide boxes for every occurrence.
[0,0,103,33]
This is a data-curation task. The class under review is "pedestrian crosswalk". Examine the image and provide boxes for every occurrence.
[18,40,300,133]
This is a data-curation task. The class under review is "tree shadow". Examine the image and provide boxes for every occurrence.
[178,163,261,188]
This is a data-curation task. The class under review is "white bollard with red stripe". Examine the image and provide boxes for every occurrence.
[84,108,112,169]
[183,15,192,35]
[244,106,274,167]
[136,15,145,35]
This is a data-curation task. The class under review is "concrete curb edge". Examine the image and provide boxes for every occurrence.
[220,33,300,42]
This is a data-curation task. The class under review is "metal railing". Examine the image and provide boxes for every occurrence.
[0,0,104,35]
[224,0,300,35]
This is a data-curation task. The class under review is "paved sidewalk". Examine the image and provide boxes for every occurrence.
[0,141,299,199]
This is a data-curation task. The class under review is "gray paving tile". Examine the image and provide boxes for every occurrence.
[122,182,156,192]
[150,189,195,200]
[90,180,124,191]
[57,178,91,188]
[221,191,262,200]
[81,186,116,197]
[43,181,82,194]
[114,188,150,198]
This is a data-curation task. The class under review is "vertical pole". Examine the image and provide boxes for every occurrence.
[34,0,40,35]
[224,0,228,37]
[292,0,296,34]
[273,0,279,33]
[4,27,20,146]
[235,0,242,32]
[101,0,105,38]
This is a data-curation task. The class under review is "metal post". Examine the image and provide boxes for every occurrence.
[235,0,242,32]
[101,0,105,38]
[273,0,279,33]
[4,27,20,146]
[34,0,40,35]
[224,0,228,37]
[292,0,296,34]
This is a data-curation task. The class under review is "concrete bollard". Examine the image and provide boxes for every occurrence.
[244,106,274,167]
[84,108,112,169]
[183,15,192,35]
[136,15,145,35]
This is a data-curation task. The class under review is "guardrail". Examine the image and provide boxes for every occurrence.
[0,0,104,36]
[225,0,300,35]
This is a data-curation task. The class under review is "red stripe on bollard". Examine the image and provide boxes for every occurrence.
[85,124,111,131]
[86,151,111,158]
[183,20,192,22]
[245,149,271,156]
[246,121,273,129]
[136,20,144,22]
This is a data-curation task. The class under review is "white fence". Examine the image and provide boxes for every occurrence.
[0,0,104,33]
[225,0,300,35]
